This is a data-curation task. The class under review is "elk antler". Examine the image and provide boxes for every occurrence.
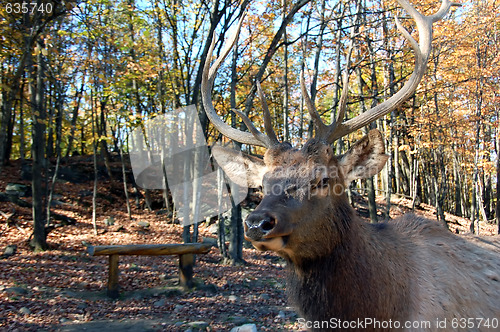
[201,14,279,148]
[300,15,356,141]
[303,0,460,144]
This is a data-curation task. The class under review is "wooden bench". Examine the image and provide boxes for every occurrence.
[87,243,212,299]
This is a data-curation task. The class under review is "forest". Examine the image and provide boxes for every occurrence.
[0,0,499,330]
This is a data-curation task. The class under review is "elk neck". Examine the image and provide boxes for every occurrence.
[284,196,413,323]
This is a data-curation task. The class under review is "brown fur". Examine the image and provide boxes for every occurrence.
[286,212,500,331]
[217,130,500,331]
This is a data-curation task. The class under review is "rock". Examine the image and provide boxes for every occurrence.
[137,221,150,227]
[277,311,286,319]
[105,216,115,226]
[19,307,31,315]
[2,245,17,258]
[153,299,166,307]
[187,321,209,329]
[5,183,30,197]
[5,287,28,296]
[228,295,239,302]
[230,323,258,332]
[259,293,270,300]
[174,304,184,312]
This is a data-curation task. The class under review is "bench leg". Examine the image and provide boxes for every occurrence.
[107,254,120,299]
[179,254,194,289]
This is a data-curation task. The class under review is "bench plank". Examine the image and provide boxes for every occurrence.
[87,243,212,256]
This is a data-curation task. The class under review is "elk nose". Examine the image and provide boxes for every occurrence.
[244,213,276,241]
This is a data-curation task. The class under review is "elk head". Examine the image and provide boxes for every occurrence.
[202,0,458,265]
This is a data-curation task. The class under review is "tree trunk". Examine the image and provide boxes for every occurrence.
[453,151,462,216]
[365,0,379,223]
[46,83,64,226]
[65,79,85,158]
[385,113,394,218]
[90,86,98,235]
[281,0,289,142]
[20,76,26,164]
[484,173,491,220]
[298,12,311,140]
[399,149,411,196]
[411,158,420,210]
[216,168,229,261]
[394,133,400,195]
[497,121,500,234]
[470,106,481,234]
[191,0,253,113]
[356,57,377,223]
[228,204,244,264]
[98,104,113,180]
[382,6,395,218]
[226,34,245,265]
[30,38,48,251]
[120,141,132,220]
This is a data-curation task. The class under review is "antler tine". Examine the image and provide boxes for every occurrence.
[300,70,329,139]
[301,26,355,143]
[324,0,460,144]
[327,28,356,140]
[256,81,280,146]
[202,13,274,148]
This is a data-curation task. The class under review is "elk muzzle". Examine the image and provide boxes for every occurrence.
[244,212,276,241]
[243,211,289,252]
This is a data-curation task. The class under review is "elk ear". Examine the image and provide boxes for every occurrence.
[338,129,389,185]
[212,145,267,188]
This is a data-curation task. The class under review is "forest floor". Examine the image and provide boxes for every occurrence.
[0,158,497,332]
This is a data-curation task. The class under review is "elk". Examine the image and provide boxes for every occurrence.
[201,0,500,330]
